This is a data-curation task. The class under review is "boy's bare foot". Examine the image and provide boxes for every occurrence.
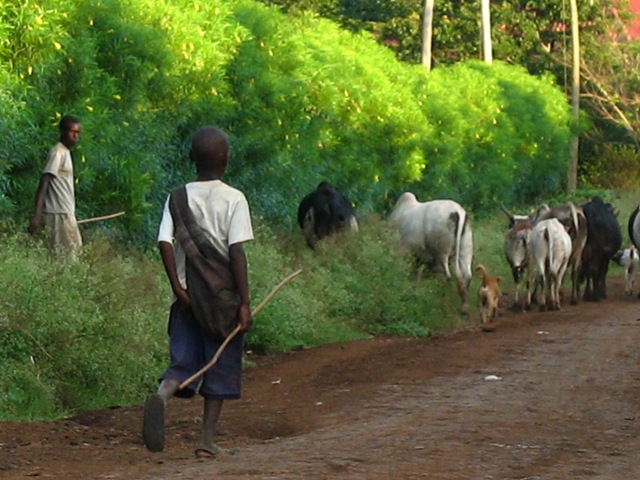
[195,443,222,458]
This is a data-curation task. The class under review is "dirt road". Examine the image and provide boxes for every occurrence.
[1,275,639,479]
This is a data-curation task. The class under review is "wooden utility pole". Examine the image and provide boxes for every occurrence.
[422,0,435,73]
[568,0,580,191]
[481,0,493,64]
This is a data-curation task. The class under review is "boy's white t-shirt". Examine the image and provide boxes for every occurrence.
[157,180,254,290]
[43,142,76,215]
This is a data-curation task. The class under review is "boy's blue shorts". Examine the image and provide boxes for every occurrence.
[160,302,244,400]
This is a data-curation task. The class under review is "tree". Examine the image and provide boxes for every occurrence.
[260,1,626,73]
[421,0,434,71]
[573,41,640,151]
[481,0,492,64]
[568,0,580,191]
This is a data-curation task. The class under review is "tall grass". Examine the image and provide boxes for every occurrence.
[245,214,464,354]
[0,232,168,420]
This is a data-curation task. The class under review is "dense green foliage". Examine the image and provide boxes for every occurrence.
[0,234,167,420]
[1,0,574,243]
[262,0,640,165]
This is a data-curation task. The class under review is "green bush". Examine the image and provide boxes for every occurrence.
[413,61,573,213]
[1,0,573,242]
[0,234,167,419]
[245,215,463,355]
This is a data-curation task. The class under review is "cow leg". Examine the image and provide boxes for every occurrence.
[592,265,602,301]
[547,274,556,310]
[457,276,470,315]
[525,269,534,311]
[302,209,318,249]
[593,274,604,301]
[513,282,522,311]
[599,259,610,300]
[529,279,540,305]
[624,269,633,295]
[570,264,580,305]
[583,276,593,301]
[412,256,425,283]
[549,275,558,310]
[628,267,636,296]
[551,273,563,310]
[538,273,547,312]
[439,254,452,280]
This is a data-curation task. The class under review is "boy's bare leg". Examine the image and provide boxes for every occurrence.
[157,378,180,400]
[196,398,224,456]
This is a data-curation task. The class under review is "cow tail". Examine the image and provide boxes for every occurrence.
[454,209,466,281]
[544,226,553,275]
[629,206,640,249]
[569,202,579,237]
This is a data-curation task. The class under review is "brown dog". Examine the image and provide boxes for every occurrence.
[476,264,502,326]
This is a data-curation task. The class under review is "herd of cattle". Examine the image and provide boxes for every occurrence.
[298,181,640,322]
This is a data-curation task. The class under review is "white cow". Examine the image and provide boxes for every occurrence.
[503,202,586,305]
[388,192,473,314]
[526,218,572,311]
[612,246,639,296]
[503,221,533,310]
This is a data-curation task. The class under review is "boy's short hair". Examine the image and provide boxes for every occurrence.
[191,126,229,171]
[59,115,81,132]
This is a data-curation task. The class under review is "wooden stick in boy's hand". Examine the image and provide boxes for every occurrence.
[77,211,126,225]
[178,268,303,391]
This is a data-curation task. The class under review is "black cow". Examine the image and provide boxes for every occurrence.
[579,196,622,301]
[628,205,640,299]
[629,205,640,251]
[297,181,358,248]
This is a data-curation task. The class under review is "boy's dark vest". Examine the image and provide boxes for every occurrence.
[169,185,240,340]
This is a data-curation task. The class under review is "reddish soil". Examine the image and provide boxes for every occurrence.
[1,275,640,480]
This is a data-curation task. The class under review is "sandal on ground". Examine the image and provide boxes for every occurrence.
[142,393,165,452]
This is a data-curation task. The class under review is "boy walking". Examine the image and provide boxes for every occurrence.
[143,126,254,457]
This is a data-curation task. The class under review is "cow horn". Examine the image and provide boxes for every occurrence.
[500,204,514,219]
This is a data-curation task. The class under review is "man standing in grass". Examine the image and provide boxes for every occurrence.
[28,115,83,259]
[143,125,254,458]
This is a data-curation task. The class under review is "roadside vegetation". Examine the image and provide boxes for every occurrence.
[1,188,637,421]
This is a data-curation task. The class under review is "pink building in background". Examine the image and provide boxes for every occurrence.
[627,0,640,38]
